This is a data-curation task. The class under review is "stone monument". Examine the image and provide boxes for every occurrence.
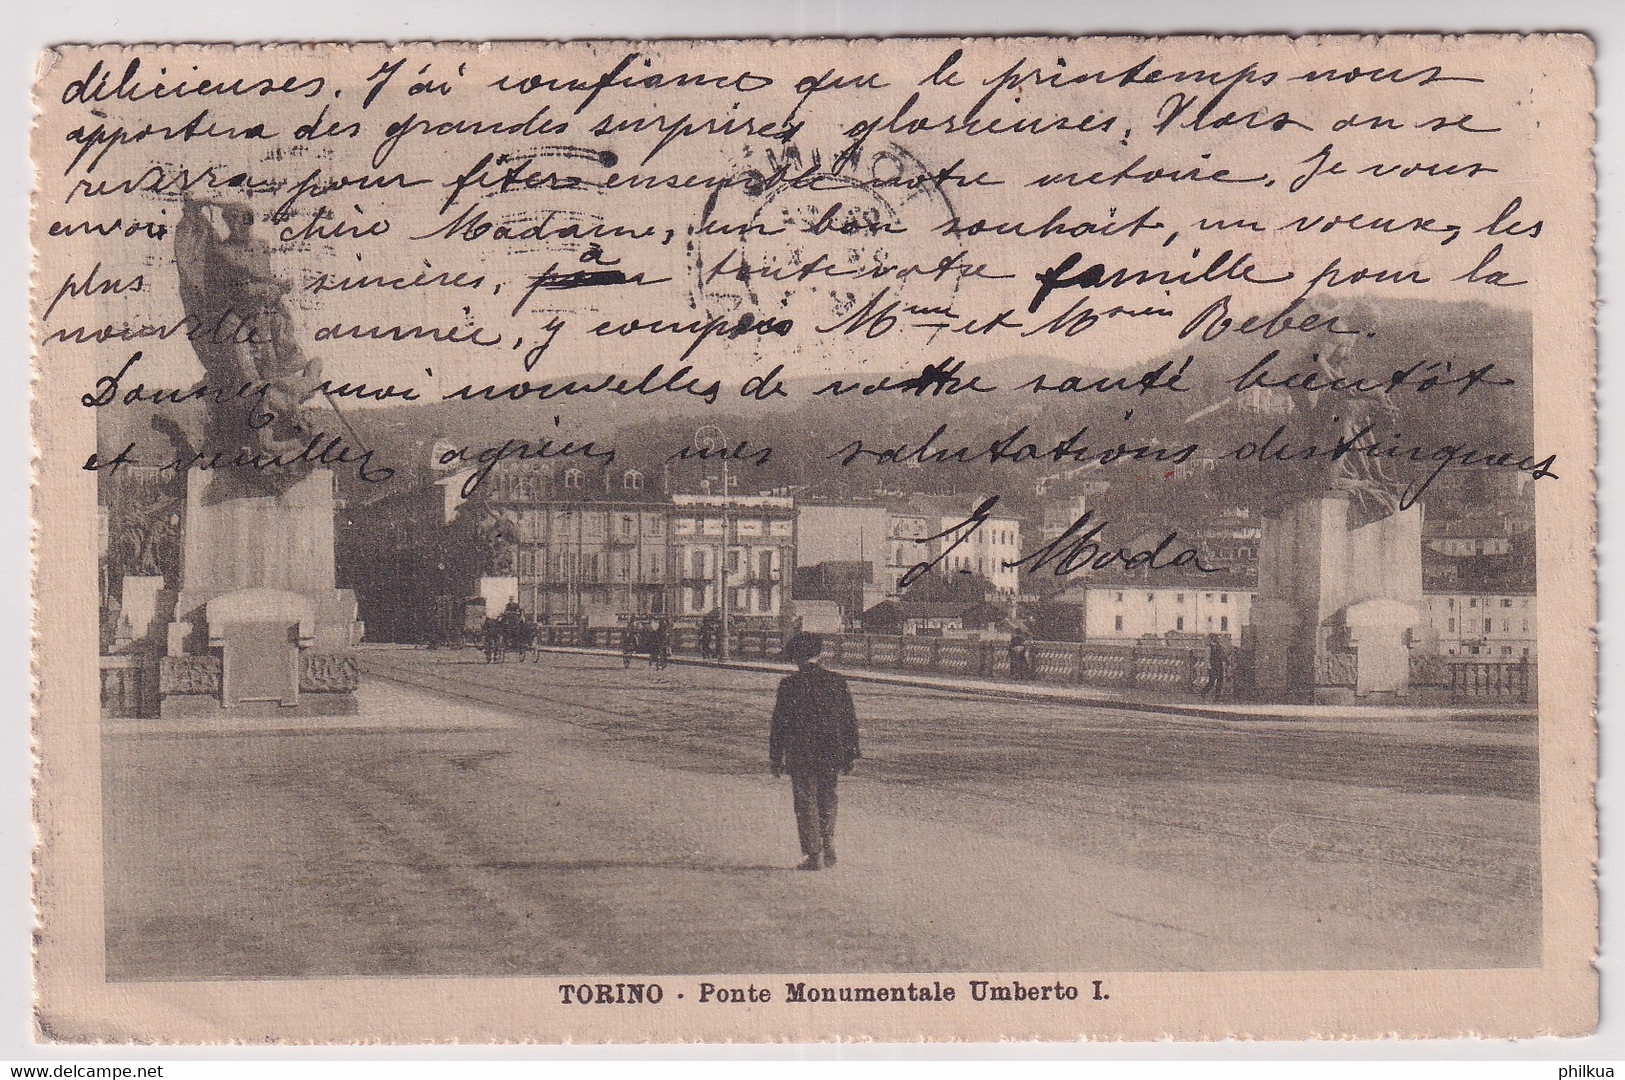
[158,198,360,716]
[1253,495,1423,702]
[1251,301,1425,702]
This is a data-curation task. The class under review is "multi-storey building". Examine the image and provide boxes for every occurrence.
[1084,581,1254,643]
[480,462,671,620]
[794,502,891,590]
[883,495,1023,596]
[1421,591,1537,659]
[669,493,796,624]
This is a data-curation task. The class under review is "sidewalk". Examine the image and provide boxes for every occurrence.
[503,644,1535,724]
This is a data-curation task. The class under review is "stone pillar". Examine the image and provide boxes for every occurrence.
[1254,496,1349,698]
[1255,495,1424,702]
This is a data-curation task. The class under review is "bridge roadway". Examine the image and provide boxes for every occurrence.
[102,647,1540,980]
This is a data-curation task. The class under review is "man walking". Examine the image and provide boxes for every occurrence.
[651,615,672,670]
[622,617,639,669]
[769,633,860,871]
[1204,633,1228,699]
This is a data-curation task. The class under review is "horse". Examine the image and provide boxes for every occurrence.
[504,613,536,662]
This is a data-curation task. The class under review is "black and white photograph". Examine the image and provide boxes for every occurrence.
[29,34,1596,1042]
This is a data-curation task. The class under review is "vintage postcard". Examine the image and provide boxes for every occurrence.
[29,35,1596,1042]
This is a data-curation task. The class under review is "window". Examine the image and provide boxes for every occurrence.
[617,553,631,581]
[691,550,706,578]
[623,469,643,491]
[729,587,743,611]
[1220,593,1228,604]
[1469,598,1478,608]
[1146,593,1154,603]
[1176,593,1185,604]
[1501,598,1513,608]
[563,468,584,490]
[1114,615,1124,632]
[1502,646,1514,656]
[690,585,706,610]
[1176,616,1185,631]
[1484,618,1493,634]
[728,550,741,574]
[1448,618,1456,633]
[1204,593,1213,602]
[1220,616,1229,632]
[1115,592,1124,603]
[1502,619,1510,633]
[757,582,772,612]
[759,549,774,582]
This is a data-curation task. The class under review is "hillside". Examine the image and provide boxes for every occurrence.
[96,299,1535,520]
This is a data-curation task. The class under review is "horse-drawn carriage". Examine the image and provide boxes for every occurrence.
[481,602,537,663]
[430,596,536,661]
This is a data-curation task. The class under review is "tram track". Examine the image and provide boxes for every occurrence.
[361,651,1538,891]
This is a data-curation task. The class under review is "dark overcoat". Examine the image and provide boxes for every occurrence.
[769,663,860,775]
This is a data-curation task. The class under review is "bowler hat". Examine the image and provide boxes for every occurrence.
[779,632,825,662]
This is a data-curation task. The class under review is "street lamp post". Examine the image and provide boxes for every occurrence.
[696,426,730,661]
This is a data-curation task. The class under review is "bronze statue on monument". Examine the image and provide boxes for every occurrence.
[172,197,329,500]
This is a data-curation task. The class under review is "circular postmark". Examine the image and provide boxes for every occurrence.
[688,142,970,345]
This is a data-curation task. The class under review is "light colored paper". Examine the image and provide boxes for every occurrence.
[29,35,1596,1042]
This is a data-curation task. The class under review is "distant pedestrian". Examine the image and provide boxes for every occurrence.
[622,619,639,669]
[698,612,718,659]
[1204,634,1228,699]
[770,633,860,871]
[652,616,672,670]
[1008,627,1030,681]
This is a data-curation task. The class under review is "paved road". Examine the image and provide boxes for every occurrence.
[103,648,1539,979]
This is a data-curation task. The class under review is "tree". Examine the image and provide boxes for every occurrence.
[901,568,993,604]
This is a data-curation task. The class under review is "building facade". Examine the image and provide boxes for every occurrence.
[795,503,890,588]
[481,463,671,620]
[1421,591,1537,658]
[1084,584,1254,643]
[669,494,795,623]
[884,496,1024,596]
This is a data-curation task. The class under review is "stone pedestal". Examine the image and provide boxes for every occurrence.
[1345,598,1420,695]
[161,469,360,716]
[1255,495,1423,701]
